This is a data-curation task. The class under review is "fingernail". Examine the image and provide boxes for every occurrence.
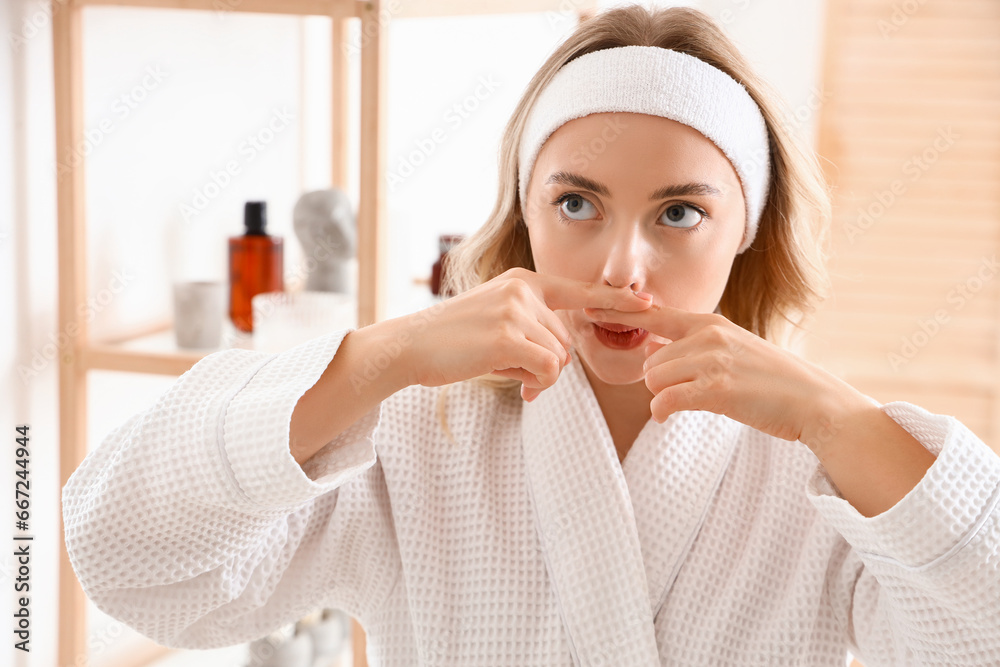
[633,291,653,300]
[565,351,572,365]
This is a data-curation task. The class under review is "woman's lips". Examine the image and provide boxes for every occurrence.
[591,322,648,350]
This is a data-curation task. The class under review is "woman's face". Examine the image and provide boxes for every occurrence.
[523,112,746,386]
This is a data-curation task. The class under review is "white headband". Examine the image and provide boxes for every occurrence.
[518,45,771,254]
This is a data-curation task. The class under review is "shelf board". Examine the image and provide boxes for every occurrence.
[811,359,1000,393]
[74,0,599,19]
[91,637,176,667]
[83,321,254,376]
[76,0,362,18]
[393,0,600,18]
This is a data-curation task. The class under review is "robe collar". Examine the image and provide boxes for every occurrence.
[521,347,742,665]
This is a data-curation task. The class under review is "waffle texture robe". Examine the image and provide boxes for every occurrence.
[62,329,1000,666]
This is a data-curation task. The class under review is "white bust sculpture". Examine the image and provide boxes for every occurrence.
[292,189,356,293]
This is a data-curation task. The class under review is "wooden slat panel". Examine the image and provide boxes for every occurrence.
[839,19,1000,42]
[838,56,998,80]
[821,293,1000,320]
[815,331,999,366]
[825,254,998,275]
[834,183,1000,206]
[842,80,1000,103]
[826,156,1000,179]
[819,289,995,310]
[811,0,1000,452]
[838,36,1000,56]
[840,0,998,18]
[837,377,997,452]
[835,234,999,257]
[809,329,998,359]
[832,132,1000,151]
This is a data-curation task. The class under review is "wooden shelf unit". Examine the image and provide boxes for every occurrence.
[52,1,597,666]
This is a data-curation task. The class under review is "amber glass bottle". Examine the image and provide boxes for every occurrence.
[228,201,283,333]
[430,234,464,298]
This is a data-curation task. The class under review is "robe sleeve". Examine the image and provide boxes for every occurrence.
[61,329,402,650]
[806,400,1000,665]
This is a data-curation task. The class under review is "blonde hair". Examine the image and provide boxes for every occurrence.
[436,4,832,410]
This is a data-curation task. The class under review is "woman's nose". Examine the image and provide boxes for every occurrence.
[601,225,649,291]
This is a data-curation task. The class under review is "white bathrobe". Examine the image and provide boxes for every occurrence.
[62,329,1000,666]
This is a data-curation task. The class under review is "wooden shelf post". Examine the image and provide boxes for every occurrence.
[53,1,90,665]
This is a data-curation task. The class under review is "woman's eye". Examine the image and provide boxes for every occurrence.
[552,194,705,230]
[661,203,704,229]
[556,194,597,221]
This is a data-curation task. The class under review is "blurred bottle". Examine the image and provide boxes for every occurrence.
[229,201,284,333]
[430,234,464,298]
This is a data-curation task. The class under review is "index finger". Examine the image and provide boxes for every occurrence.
[531,272,654,312]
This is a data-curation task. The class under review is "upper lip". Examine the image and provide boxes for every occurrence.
[593,322,641,333]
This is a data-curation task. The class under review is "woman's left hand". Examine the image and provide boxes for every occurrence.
[585,304,873,449]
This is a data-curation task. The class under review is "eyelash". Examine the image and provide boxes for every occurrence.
[549,192,708,233]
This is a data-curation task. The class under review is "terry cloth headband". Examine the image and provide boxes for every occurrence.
[518,45,771,254]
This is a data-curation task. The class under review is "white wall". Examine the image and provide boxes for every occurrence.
[1,1,826,665]
[3,2,62,666]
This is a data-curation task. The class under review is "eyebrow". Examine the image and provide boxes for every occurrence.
[544,170,723,200]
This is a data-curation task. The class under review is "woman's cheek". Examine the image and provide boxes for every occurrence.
[660,263,727,311]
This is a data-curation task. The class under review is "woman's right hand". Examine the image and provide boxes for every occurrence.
[392,267,653,402]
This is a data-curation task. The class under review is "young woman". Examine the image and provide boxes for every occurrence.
[63,5,1000,666]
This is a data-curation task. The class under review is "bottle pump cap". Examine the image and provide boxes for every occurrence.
[244,201,267,235]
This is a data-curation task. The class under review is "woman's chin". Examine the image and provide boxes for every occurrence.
[576,346,646,386]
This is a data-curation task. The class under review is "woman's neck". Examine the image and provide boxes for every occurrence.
[577,357,654,463]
